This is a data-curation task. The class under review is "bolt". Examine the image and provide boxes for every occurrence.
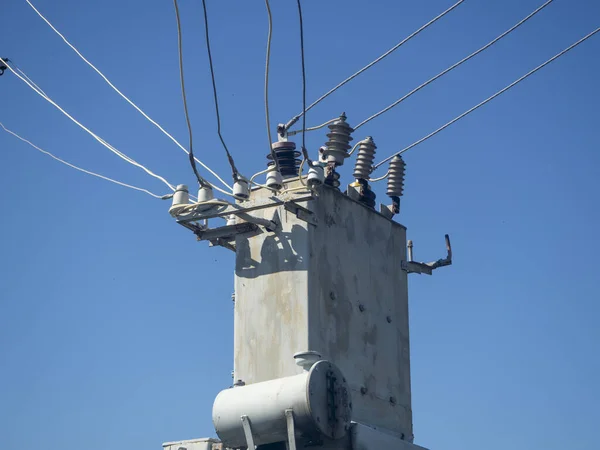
[359,304,365,312]
[360,387,367,395]
[386,315,392,323]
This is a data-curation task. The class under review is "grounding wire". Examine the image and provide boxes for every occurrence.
[0,122,166,199]
[200,0,241,181]
[173,0,210,189]
[373,27,600,170]
[264,0,280,173]
[355,0,554,130]
[283,0,465,132]
[24,0,232,192]
[0,57,177,191]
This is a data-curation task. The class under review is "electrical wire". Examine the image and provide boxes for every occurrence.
[283,0,465,132]
[0,57,176,191]
[1,122,166,199]
[286,117,338,136]
[296,0,309,167]
[348,138,369,156]
[24,0,232,192]
[355,0,554,130]
[369,171,390,183]
[173,0,210,189]
[8,60,48,97]
[373,27,600,170]
[200,0,240,181]
[172,198,231,216]
[264,0,280,173]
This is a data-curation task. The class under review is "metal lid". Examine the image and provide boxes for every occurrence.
[306,360,352,440]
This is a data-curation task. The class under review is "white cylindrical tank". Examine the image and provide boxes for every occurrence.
[212,360,351,448]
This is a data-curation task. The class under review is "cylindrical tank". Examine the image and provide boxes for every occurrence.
[212,360,351,448]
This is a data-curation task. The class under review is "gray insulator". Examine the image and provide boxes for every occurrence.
[386,155,406,197]
[353,137,377,180]
[325,169,341,189]
[268,141,301,178]
[323,113,354,166]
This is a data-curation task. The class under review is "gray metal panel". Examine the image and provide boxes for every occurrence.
[351,422,427,450]
[234,193,310,385]
[307,187,412,437]
[234,183,412,438]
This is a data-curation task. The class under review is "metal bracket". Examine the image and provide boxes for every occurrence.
[284,409,297,450]
[284,200,318,226]
[209,238,236,252]
[402,234,452,276]
[177,194,314,224]
[241,415,256,450]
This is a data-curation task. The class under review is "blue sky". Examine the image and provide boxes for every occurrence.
[1,1,599,449]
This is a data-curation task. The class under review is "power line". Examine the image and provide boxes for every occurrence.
[24,0,232,192]
[286,117,338,136]
[1,122,166,199]
[355,0,554,130]
[373,27,600,170]
[173,0,209,189]
[8,59,48,97]
[0,57,177,191]
[283,0,465,132]
[296,0,309,163]
[264,0,280,173]
[200,0,240,181]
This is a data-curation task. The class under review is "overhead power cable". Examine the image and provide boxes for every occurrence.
[355,0,554,130]
[264,0,280,173]
[200,0,240,181]
[8,59,48,97]
[283,0,465,132]
[296,0,309,164]
[24,0,232,192]
[373,27,600,170]
[0,122,166,199]
[0,57,176,191]
[173,0,210,189]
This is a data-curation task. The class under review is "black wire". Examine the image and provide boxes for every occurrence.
[296,0,309,163]
[201,0,240,181]
[173,0,208,188]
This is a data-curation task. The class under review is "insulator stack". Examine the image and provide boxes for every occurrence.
[386,155,406,198]
[323,113,354,166]
[353,137,377,180]
[268,141,301,178]
[324,165,341,189]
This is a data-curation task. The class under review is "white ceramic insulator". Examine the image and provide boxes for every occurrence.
[197,186,214,202]
[233,179,250,200]
[266,170,283,190]
[307,165,324,187]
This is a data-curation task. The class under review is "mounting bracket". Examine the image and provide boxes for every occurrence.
[402,234,452,275]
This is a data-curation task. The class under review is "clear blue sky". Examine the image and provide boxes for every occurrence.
[1,1,598,449]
